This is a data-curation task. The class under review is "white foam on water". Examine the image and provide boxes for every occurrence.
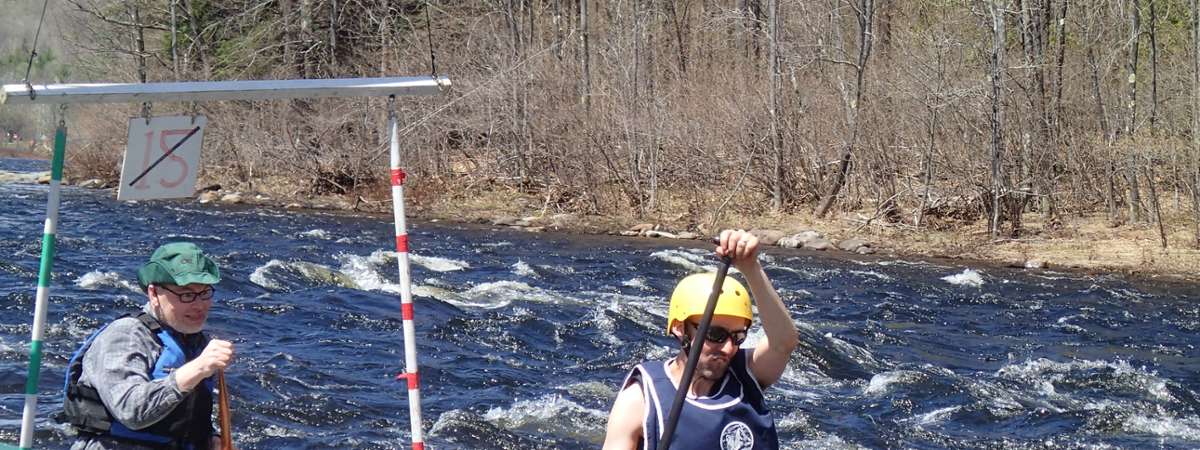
[914,406,962,426]
[1123,414,1200,440]
[562,380,616,399]
[408,253,470,272]
[850,269,893,281]
[864,370,922,396]
[471,280,565,304]
[771,362,843,400]
[260,424,306,438]
[481,393,607,441]
[249,260,287,290]
[75,270,141,292]
[511,260,536,277]
[482,394,607,424]
[298,229,331,239]
[942,268,984,287]
[162,233,225,241]
[340,264,398,293]
[1054,314,1089,334]
[785,433,866,450]
[996,358,1176,405]
[622,277,649,289]
[539,264,575,274]
[424,280,566,310]
[345,249,471,273]
[588,305,623,346]
[251,259,357,290]
[649,249,718,273]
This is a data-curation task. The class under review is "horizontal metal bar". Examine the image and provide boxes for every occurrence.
[1,75,450,105]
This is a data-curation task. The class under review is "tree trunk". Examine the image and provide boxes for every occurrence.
[815,0,874,219]
[1053,0,1067,134]
[180,0,209,76]
[579,0,591,111]
[132,5,146,83]
[987,0,1006,237]
[1018,0,1048,233]
[1127,0,1143,222]
[1150,0,1159,132]
[170,0,179,79]
[666,0,689,74]
[768,0,782,211]
[300,0,315,77]
[1194,166,1200,248]
[553,0,564,60]
[1193,0,1200,247]
[915,101,938,229]
[329,0,338,68]
[1147,159,1167,248]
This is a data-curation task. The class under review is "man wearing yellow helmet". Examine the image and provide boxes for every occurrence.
[603,229,800,450]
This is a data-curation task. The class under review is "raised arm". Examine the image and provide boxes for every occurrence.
[717,229,799,388]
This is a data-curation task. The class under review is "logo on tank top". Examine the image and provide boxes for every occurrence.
[720,421,754,450]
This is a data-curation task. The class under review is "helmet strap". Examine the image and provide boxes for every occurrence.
[677,327,693,355]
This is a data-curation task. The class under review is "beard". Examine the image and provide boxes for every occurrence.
[695,352,731,381]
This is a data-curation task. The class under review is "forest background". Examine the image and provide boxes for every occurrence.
[2,0,1200,279]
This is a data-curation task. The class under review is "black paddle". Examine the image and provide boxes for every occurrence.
[657,241,733,450]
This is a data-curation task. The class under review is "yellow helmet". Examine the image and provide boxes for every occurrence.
[666,273,752,334]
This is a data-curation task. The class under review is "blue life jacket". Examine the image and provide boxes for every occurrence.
[62,312,214,449]
[624,348,779,450]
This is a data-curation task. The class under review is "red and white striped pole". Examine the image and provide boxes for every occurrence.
[387,95,424,450]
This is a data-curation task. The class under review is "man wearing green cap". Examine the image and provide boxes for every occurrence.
[63,242,234,450]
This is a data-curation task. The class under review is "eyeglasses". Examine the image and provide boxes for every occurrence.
[156,284,215,304]
[687,321,748,346]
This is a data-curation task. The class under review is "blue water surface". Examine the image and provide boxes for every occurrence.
[1,158,1198,449]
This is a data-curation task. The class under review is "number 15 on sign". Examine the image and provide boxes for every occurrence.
[117,115,207,201]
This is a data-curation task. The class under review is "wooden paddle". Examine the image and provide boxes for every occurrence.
[217,369,233,450]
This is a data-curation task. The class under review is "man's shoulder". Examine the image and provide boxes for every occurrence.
[92,315,155,342]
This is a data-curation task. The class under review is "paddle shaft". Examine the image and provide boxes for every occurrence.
[217,370,233,450]
[656,256,733,450]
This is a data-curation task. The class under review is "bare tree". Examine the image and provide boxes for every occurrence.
[768,0,783,211]
[131,4,147,83]
[1193,0,1200,247]
[987,0,1006,238]
[579,0,591,110]
[1126,0,1143,222]
[815,0,875,218]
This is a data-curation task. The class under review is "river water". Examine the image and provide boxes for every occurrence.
[0,158,1198,449]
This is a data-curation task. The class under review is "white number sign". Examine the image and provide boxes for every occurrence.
[117,115,207,201]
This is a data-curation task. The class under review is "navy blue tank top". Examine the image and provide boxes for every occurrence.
[623,348,779,450]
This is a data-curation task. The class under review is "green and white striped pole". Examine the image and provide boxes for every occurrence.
[16,122,67,450]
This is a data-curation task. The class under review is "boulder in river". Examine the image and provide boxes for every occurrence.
[198,191,220,204]
[803,238,835,251]
[778,230,824,248]
[750,229,786,246]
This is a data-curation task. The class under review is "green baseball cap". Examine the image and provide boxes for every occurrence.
[137,242,221,291]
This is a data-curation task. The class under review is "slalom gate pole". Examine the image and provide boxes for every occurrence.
[657,254,733,450]
[387,96,425,450]
[17,120,67,450]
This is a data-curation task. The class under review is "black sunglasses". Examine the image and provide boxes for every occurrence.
[156,284,215,304]
[687,321,748,346]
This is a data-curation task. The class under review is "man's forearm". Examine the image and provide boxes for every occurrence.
[742,261,798,352]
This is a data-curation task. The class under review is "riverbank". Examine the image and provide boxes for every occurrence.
[0,146,45,159]
[401,187,1200,283]
[7,165,1199,283]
